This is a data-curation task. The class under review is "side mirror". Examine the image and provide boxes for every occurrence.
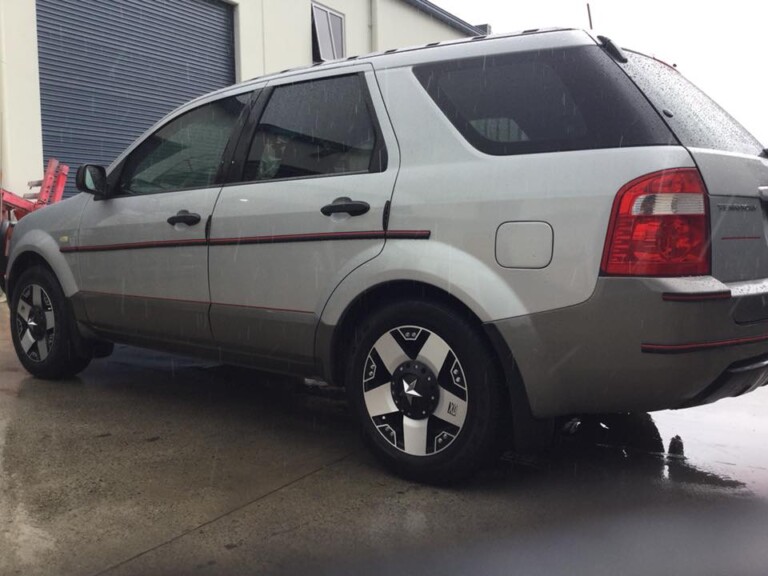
[75,165,108,196]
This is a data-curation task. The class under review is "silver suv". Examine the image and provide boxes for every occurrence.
[4,29,768,481]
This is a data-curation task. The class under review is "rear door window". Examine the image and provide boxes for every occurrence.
[622,50,764,156]
[413,45,675,156]
[242,74,381,181]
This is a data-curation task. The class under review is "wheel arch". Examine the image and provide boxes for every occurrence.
[7,251,56,300]
[319,279,529,416]
[316,240,527,390]
[6,231,78,300]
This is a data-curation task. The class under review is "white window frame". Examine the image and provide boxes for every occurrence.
[312,3,345,61]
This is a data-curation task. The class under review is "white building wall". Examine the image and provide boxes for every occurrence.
[232,0,266,81]
[0,0,44,197]
[236,0,374,79]
[0,0,470,197]
[374,0,466,52]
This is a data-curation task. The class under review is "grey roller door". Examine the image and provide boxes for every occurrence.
[36,0,235,197]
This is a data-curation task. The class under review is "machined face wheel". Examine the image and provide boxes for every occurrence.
[10,266,93,380]
[15,283,56,363]
[362,325,468,456]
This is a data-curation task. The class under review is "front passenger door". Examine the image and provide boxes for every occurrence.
[76,92,253,348]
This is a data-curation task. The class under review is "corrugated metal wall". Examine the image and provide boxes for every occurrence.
[36,0,235,196]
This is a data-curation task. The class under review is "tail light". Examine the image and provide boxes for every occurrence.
[601,168,710,277]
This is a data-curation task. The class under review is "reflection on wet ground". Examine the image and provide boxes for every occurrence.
[1,308,768,575]
[529,412,747,491]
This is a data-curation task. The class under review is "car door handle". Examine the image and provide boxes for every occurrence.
[321,198,370,217]
[167,210,201,226]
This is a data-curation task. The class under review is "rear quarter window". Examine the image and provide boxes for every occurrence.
[413,45,676,156]
[622,51,763,156]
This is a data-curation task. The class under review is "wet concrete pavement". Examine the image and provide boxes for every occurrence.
[1,303,768,575]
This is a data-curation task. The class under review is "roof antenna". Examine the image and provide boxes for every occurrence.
[587,3,594,30]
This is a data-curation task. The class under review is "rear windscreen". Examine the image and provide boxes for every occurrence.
[412,45,676,156]
[623,50,763,156]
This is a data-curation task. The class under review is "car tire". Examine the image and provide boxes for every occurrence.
[346,300,506,483]
[10,266,91,379]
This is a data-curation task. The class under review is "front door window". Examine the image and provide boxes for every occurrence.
[119,94,250,195]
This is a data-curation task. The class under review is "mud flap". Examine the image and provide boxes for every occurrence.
[484,323,557,453]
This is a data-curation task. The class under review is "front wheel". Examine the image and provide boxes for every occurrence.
[346,300,506,483]
[10,266,91,379]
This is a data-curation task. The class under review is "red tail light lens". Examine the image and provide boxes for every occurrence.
[601,168,710,277]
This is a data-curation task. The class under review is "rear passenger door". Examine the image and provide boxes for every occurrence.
[208,65,400,371]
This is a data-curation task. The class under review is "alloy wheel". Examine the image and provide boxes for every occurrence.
[15,283,56,363]
[362,325,468,456]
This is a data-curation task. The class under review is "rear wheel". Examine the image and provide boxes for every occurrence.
[346,300,506,483]
[10,266,91,379]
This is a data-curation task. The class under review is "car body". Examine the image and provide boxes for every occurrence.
[4,28,768,480]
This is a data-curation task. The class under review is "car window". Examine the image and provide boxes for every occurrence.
[413,45,676,156]
[119,93,251,195]
[438,60,589,145]
[622,50,764,156]
[242,74,377,181]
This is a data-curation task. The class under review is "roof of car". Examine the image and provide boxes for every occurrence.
[110,28,596,172]
[174,28,595,117]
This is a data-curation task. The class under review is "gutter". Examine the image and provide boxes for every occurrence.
[398,0,485,36]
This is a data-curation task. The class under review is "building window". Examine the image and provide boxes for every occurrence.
[312,4,345,62]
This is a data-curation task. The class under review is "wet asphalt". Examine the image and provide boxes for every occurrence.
[1,303,768,576]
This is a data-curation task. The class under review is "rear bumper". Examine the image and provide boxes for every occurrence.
[682,353,768,407]
[490,276,768,418]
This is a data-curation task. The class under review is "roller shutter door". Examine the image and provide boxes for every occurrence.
[36,0,235,196]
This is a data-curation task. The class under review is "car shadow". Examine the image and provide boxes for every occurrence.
[487,411,746,492]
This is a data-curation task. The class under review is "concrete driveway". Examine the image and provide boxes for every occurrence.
[1,304,768,576]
